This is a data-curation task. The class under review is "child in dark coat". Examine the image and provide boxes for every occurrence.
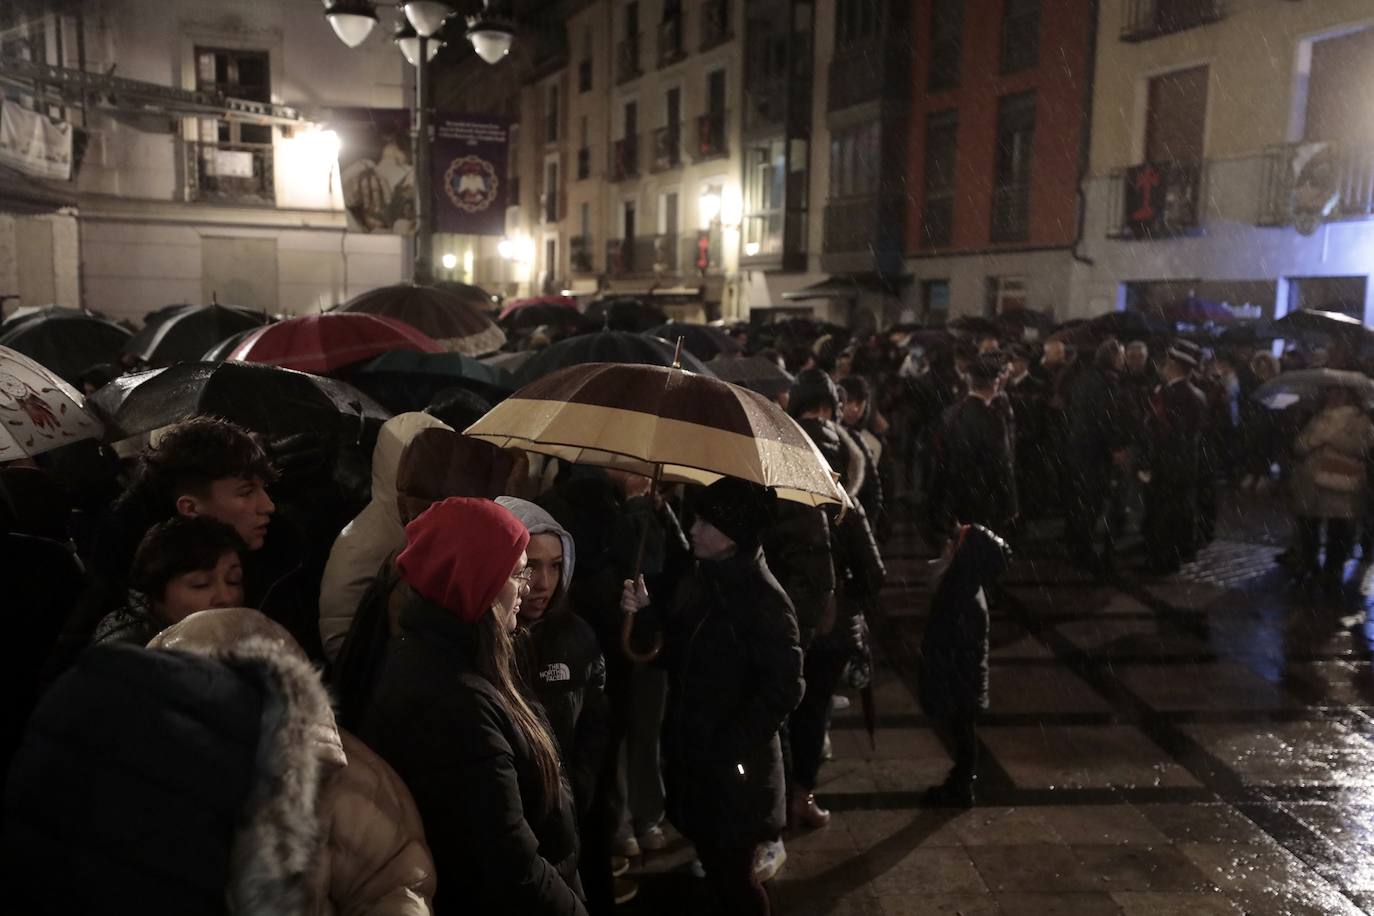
[917,523,1010,807]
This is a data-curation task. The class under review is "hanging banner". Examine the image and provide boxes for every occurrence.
[330,108,415,234]
[433,115,509,236]
[0,100,73,181]
[1124,163,1166,239]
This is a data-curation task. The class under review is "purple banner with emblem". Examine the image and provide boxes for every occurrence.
[433,115,509,236]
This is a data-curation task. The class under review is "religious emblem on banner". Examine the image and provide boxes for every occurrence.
[1291,142,1340,237]
[1125,163,1167,238]
[443,155,500,214]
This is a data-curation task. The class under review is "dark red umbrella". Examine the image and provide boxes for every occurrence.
[227,313,441,374]
[336,283,506,355]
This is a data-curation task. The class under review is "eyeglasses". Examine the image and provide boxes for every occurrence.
[512,567,534,584]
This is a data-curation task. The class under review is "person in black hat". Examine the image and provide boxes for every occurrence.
[932,352,1018,538]
[1063,338,1130,574]
[621,477,803,916]
[1140,341,1208,574]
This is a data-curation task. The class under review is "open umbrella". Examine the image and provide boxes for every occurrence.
[1275,308,1372,343]
[337,284,505,355]
[203,327,260,362]
[91,361,390,442]
[512,331,713,387]
[434,281,497,312]
[947,315,1002,339]
[1253,368,1374,410]
[124,303,271,367]
[345,349,514,413]
[0,310,132,383]
[648,321,741,361]
[481,350,537,375]
[707,354,795,400]
[584,297,668,333]
[499,295,579,321]
[1,304,93,334]
[0,346,104,460]
[227,312,442,374]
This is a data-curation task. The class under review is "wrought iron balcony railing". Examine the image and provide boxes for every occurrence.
[1108,159,1204,239]
[652,125,683,172]
[185,141,274,204]
[616,34,642,84]
[1120,0,1225,43]
[693,112,727,161]
[611,136,641,182]
[1258,142,1374,230]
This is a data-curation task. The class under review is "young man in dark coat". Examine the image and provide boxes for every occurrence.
[622,478,804,916]
[1063,339,1131,573]
[918,524,1011,808]
[1141,342,1209,574]
[935,353,1018,535]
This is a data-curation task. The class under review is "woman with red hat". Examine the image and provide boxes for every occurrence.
[358,497,585,916]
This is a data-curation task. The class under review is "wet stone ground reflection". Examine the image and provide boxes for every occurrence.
[620,491,1374,914]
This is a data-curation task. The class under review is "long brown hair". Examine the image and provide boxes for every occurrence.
[474,610,565,813]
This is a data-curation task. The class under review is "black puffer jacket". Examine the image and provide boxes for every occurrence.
[525,610,607,814]
[797,417,885,600]
[359,597,585,916]
[658,549,804,849]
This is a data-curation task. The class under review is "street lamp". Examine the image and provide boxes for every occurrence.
[322,1,516,285]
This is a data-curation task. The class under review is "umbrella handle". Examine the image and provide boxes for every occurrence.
[624,463,665,664]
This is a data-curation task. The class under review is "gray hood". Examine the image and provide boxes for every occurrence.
[496,496,576,589]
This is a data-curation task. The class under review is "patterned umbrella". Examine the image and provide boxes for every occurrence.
[227,313,441,374]
[124,303,271,367]
[336,283,506,355]
[0,346,103,459]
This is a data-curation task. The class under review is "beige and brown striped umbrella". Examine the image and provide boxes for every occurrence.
[464,361,846,508]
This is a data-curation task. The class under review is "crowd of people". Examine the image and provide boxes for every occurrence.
[0,312,1365,915]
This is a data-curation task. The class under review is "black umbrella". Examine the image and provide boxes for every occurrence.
[647,321,741,361]
[584,297,668,333]
[0,311,132,383]
[1275,308,1372,342]
[512,330,714,387]
[1,304,93,334]
[202,327,260,361]
[1219,320,1280,348]
[344,349,515,413]
[948,315,1002,339]
[706,355,794,399]
[500,303,591,332]
[1067,310,1171,345]
[124,304,271,367]
[91,361,390,442]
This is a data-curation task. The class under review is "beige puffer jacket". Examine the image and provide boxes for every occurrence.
[319,413,452,661]
[149,608,437,916]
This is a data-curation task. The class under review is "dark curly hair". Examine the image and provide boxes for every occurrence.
[129,516,247,600]
[139,417,276,509]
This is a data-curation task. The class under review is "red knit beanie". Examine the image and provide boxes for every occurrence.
[396,497,530,623]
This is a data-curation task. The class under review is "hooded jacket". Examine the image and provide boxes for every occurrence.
[320,413,452,661]
[497,497,607,812]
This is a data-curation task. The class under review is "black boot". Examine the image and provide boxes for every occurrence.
[922,770,975,808]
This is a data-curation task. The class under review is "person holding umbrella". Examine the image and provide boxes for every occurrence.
[620,477,804,916]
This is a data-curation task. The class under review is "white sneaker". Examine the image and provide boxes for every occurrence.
[832,694,851,711]
[638,825,668,852]
[753,838,787,883]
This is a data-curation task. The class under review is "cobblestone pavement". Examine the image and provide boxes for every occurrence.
[624,489,1374,914]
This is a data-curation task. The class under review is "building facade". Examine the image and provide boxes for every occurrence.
[902,0,1096,324]
[1,0,411,323]
[1075,0,1374,323]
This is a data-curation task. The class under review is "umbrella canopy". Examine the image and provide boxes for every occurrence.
[346,349,514,413]
[91,361,390,442]
[434,281,497,312]
[648,321,741,361]
[707,355,795,400]
[1,304,92,334]
[947,315,1002,339]
[203,327,259,362]
[0,346,104,460]
[337,283,505,355]
[1219,320,1280,348]
[1275,308,1371,342]
[499,295,579,321]
[584,297,668,333]
[512,331,713,387]
[481,350,537,374]
[0,311,132,383]
[227,312,442,374]
[124,304,271,367]
[465,362,847,508]
[1253,368,1374,410]
[1059,310,1170,346]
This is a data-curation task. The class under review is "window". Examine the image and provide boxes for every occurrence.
[743,138,785,255]
[985,275,1028,316]
[928,0,963,91]
[544,85,560,143]
[921,110,958,247]
[923,279,951,324]
[837,0,879,46]
[1146,65,1207,163]
[829,121,881,198]
[543,160,560,223]
[579,27,593,92]
[196,48,271,144]
[999,0,1039,74]
[1304,30,1374,144]
[580,202,591,238]
[991,92,1035,242]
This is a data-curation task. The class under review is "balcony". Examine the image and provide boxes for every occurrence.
[828,36,912,112]
[605,236,682,276]
[1108,160,1204,239]
[822,193,904,273]
[185,141,274,204]
[693,113,728,161]
[1120,0,1225,43]
[1259,142,1374,230]
[683,230,723,273]
[700,0,731,52]
[741,209,807,270]
[651,125,683,172]
[577,147,591,181]
[611,136,641,182]
[658,16,686,68]
[571,235,595,274]
[654,234,680,272]
[616,34,642,84]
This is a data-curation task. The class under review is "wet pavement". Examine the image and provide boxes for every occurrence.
[624,489,1374,914]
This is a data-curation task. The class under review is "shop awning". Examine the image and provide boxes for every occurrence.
[782,274,909,302]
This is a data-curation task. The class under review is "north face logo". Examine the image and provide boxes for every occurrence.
[539,663,572,684]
